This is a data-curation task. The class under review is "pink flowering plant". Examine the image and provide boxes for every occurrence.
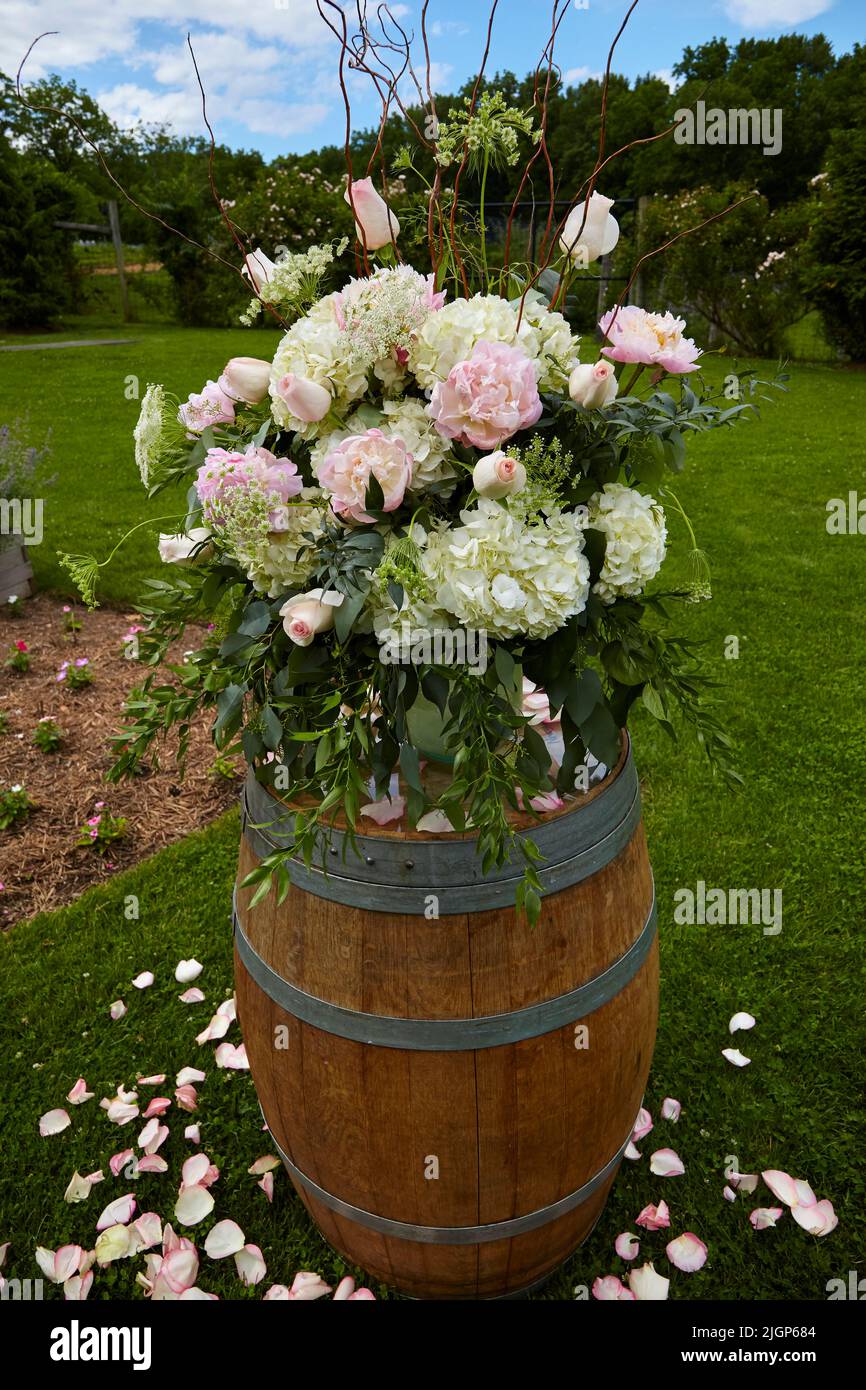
[5,639,30,673]
[76,802,127,853]
[56,9,784,921]
[57,657,93,690]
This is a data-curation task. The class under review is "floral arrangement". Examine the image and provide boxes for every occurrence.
[58,8,782,921]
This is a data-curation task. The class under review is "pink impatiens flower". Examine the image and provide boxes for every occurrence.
[428,340,542,450]
[598,305,702,374]
[316,428,413,525]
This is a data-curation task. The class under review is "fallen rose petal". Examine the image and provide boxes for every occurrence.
[133,1213,163,1250]
[248,1155,280,1176]
[136,1155,168,1174]
[39,1108,71,1137]
[722,1047,751,1067]
[174,1184,214,1227]
[176,1067,206,1087]
[94,1225,133,1265]
[661,1097,681,1122]
[750,1207,784,1230]
[345,1287,377,1300]
[54,1245,85,1283]
[723,1186,737,1202]
[728,1171,759,1193]
[592,1274,633,1300]
[258,1173,274,1203]
[623,1141,642,1161]
[96,1194,136,1231]
[217,996,237,1022]
[67,1078,94,1106]
[184,1125,201,1144]
[106,1100,139,1126]
[360,795,406,826]
[175,959,203,983]
[143,1124,169,1156]
[109,1149,134,1179]
[179,1286,218,1300]
[415,810,455,834]
[132,972,154,989]
[629,1262,670,1301]
[791,1200,838,1237]
[666,1232,708,1273]
[263,1284,289,1300]
[137,1075,166,1087]
[794,1179,818,1207]
[109,1000,127,1020]
[615,1232,640,1261]
[729,1011,756,1034]
[64,1171,93,1204]
[160,1245,200,1294]
[632,1107,653,1141]
[181,1153,214,1189]
[289,1271,332,1300]
[650,1148,685,1177]
[63,1271,93,1301]
[138,1118,160,1149]
[195,1013,231,1045]
[636,1201,670,1231]
[214,1043,249,1070]
[205,1220,245,1259]
[175,1084,198,1112]
[142,1097,171,1119]
[116,1085,138,1104]
[762,1169,800,1207]
[179,987,206,1004]
[235,1244,267,1286]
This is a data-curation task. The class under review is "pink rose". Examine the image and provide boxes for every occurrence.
[344,177,400,250]
[278,589,345,647]
[195,445,302,524]
[275,373,332,424]
[427,340,543,451]
[569,360,619,408]
[598,306,702,374]
[316,428,412,524]
[177,381,235,434]
[218,357,272,404]
[472,451,527,499]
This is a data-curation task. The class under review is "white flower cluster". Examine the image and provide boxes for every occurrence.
[234,488,328,598]
[419,498,590,640]
[589,483,667,603]
[269,293,368,438]
[134,384,167,488]
[410,291,579,393]
[337,266,441,370]
[310,397,459,492]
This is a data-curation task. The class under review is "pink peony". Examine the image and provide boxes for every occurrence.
[598,306,702,375]
[428,340,542,451]
[195,445,302,524]
[178,380,235,433]
[316,428,412,524]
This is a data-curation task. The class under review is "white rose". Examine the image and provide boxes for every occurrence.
[560,192,620,265]
[242,249,277,294]
[472,452,527,499]
[218,357,272,404]
[279,588,344,647]
[569,360,619,408]
[158,528,211,565]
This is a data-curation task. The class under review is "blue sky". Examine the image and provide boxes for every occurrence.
[1,0,861,160]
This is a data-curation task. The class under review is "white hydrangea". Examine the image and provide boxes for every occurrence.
[410,291,580,394]
[269,293,368,440]
[310,397,459,494]
[235,488,328,598]
[420,498,590,640]
[589,483,667,603]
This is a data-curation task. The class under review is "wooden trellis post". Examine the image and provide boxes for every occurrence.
[54,199,129,321]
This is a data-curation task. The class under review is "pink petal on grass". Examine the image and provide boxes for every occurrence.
[661,1097,681,1122]
[332,1276,376,1301]
[729,1011,756,1034]
[650,1148,685,1177]
[723,1186,737,1202]
[666,1232,708,1273]
[176,1067,206,1087]
[136,1155,168,1174]
[263,1285,290,1300]
[629,1262,670,1301]
[184,1125,201,1144]
[96,1194,136,1231]
[235,1244,267,1286]
[794,1179,818,1207]
[132,1213,162,1250]
[143,1124,169,1156]
[360,796,406,826]
[632,1107,653,1141]
[132,971,154,989]
[181,1153,218,1189]
[215,1043,249,1070]
[174,1184,214,1227]
[175,959,203,983]
[750,1207,784,1230]
[592,1274,634,1301]
[109,1000,127,1020]
[248,1155,280,1175]
[67,1078,94,1105]
[95,1225,133,1266]
[109,1150,135,1179]
[791,1200,837,1237]
[722,1047,751,1067]
[179,987,206,1004]
[762,1170,800,1207]
[63,1271,93,1301]
[287,1271,332,1301]
[623,1141,642,1161]
[195,1013,231,1045]
[728,1171,759,1194]
[39,1108,71,1137]
[106,1100,139,1126]
[615,1233,640,1261]
[636,1201,670,1231]
[174,1084,198,1112]
[258,1173,274,1203]
[137,1075,166,1087]
[217,996,237,1022]
[64,1171,93,1204]
[160,1246,200,1294]
[204,1220,245,1259]
[142,1097,172,1119]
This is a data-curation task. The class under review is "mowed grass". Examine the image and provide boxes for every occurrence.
[0,331,864,1300]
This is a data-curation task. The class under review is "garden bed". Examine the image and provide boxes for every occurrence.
[0,595,238,926]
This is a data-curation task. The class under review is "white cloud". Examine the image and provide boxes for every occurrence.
[652,68,680,92]
[723,0,833,27]
[564,65,603,86]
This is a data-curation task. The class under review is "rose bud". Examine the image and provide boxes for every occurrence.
[344,177,400,250]
[276,373,332,424]
[218,357,272,404]
[158,528,211,565]
[279,589,345,647]
[559,191,620,266]
[472,451,527,500]
[569,360,619,409]
[242,248,276,294]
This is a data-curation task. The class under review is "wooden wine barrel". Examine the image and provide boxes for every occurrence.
[234,736,658,1300]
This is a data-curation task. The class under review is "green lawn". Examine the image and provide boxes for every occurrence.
[0,330,864,1300]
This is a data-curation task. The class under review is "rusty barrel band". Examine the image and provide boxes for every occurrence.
[267,1124,636,1245]
[240,737,641,915]
[233,888,656,1051]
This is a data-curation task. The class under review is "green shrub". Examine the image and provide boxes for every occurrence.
[801,128,866,362]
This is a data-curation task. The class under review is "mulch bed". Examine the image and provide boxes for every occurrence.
[0,595,239,927]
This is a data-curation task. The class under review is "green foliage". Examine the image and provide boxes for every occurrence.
[76,805,127,851]
[0,783,32,829]
[0,136,79,328]
[801,126,866,361]
[32,717,64,753]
